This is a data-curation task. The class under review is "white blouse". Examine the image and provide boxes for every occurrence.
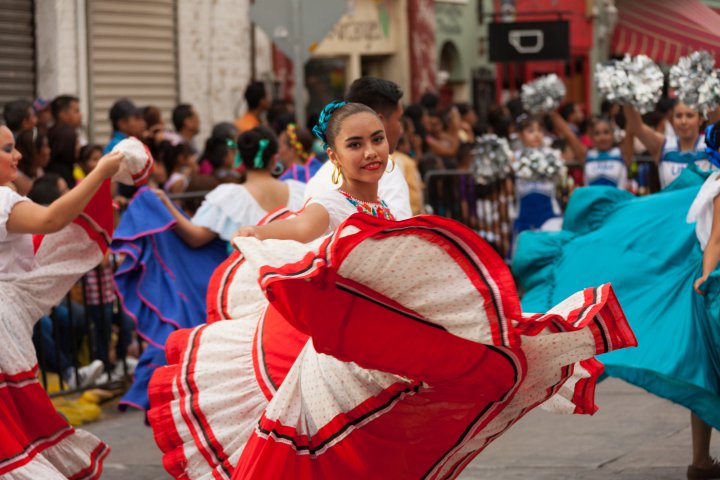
[0,187,34,280]
[192,180,307,241]
[687,171,720,251]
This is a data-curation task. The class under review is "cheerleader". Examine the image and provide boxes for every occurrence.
[511,114,566,237]
[625,102,710,189]
[0,124,126,479]
[148,101,636,479]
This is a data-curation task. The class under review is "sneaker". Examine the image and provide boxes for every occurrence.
[66,360,105,389]
[113,357,139,377]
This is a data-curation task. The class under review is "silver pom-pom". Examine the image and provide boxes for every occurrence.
[669,51,720,117]
[595,54,664,114]
[471,134,512,184]
[521,74,566,114]
[511,147,566,181]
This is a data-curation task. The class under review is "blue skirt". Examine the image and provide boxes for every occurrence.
[513,165,720,429]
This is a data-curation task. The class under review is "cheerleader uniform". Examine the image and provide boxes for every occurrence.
[659,135,709,189]
[0,184,112,479]
[584,147,628,189]
[148,189,636,480]
[512,150,563,236]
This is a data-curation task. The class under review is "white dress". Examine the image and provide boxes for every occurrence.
[192,180,307,241]
[0,186,109,479]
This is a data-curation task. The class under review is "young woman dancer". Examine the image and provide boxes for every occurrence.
[0,124,126,478]
[515,122,720,480]
[148,102,636,480]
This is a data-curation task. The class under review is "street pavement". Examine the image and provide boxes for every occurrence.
[86,378,710,479]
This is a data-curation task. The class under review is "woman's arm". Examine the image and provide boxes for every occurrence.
[550,112,587,164]
[695,193,720,294]
[618,129,635,167]
[234,204,329,243]
[154,189,217,248]
[623,104,664,162]
[425,134,459,159]
[7,151,124,235]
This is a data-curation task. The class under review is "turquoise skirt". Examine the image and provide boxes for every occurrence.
[513,165,720,429]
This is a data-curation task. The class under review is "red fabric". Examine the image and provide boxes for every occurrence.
[252,305,308,401]
[235,274,517,479]
[72,179,114,255]
[205,251,243,324]
[0,377,76,474]
[612,0,720,64]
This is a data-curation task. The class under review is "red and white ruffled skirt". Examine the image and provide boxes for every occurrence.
[0,181,113,479]
[148,213,636,480]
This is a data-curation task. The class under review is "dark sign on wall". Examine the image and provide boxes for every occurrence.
[489,21,569,62]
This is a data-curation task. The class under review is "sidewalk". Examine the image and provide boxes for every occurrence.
[86,379,709,479]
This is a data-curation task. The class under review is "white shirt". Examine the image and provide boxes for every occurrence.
[0,187,34,280]
[687,171,720,251]
[304,157,412,220]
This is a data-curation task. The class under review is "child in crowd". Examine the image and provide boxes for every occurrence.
[511,114,565,237]
[163,142,196,194]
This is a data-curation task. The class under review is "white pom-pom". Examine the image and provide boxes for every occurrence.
[595,54,663,114]
[521,74,567,114]
[111,137,154,186]
[669,51,720,117]
[511,147,566,181]
[472,134,512,184]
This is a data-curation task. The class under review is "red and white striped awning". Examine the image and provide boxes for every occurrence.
[612,0,720,65]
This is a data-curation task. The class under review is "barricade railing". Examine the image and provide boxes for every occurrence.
[423,156,662,260]
[36,257,138,398]
[424,170,514,259]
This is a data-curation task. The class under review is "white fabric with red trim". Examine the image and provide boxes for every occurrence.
[111,137,154,186]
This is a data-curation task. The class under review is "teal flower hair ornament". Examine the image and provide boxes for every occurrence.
[227,139,242,169]
[254,139,269,168]
[312,100,347,150]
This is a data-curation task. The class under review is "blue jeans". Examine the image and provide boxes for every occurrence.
[33,302,86,379]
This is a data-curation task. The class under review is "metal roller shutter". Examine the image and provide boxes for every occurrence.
[0,0,35,111]
[87,0,178,144]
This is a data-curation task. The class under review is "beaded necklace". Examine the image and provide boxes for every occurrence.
[338,190,395,221]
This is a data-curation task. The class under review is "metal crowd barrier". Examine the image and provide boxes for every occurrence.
[424,171,515,259]
[36,258,136,398]
[423,157,662,260]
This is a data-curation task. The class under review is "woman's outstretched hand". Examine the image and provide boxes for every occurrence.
[233,226,258,241]
[96,151,125,179]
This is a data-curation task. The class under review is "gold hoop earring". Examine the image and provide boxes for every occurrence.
[387,157,395,173]
[332,164,342,184]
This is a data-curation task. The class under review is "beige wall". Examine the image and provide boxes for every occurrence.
[312,0,410,98]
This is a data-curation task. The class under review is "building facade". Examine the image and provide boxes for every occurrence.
[3,0,271,145]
